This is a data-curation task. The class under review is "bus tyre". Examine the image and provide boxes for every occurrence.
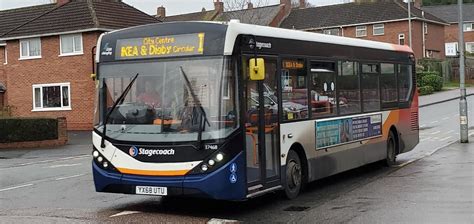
[284,150,302,199]
[385,131,397,167]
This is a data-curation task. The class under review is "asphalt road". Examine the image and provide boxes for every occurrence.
[0,96,473,223]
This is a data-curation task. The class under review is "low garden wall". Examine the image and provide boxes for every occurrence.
[0,117,68,149]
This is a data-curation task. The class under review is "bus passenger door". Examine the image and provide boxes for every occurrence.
[243,56,281,193]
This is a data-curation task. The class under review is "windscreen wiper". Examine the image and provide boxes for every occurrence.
[101,73,139,148]
[179,67,210,146]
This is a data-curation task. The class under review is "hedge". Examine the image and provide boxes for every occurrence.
[0,118,58,143]
[417,71,440,87]
[421,74,443,91]
[419,86,434,95]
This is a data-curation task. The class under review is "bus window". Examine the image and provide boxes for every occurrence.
[361,63,380,112]
[281,58,309,121]
[398,64,412,102]
[310,61,336,118]
[380,63,398,108]
[338,61,361,115]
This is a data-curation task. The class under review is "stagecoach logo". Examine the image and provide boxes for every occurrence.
[129,146,139,157]
[129,146,175,157]
[101,43,113,56]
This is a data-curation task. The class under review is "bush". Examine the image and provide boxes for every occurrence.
[419,86,434,95]
[0,118,58,143]
[417,71,440,87]
[421,74,443,91]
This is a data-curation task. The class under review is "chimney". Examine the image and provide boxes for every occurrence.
[413,0,422,9]
[55,0,70,6]
[157,6,166,18]
[248,2,254,9]
[299,0,306,9]
[214,0,224,13]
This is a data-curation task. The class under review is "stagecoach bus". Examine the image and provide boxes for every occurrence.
[92,21,419,200]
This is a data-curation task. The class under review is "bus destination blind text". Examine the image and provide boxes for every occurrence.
[116,33,205,60]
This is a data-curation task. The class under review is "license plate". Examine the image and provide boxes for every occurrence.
[135,186,167,196]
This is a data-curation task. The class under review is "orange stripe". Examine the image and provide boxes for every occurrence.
[382,110,400,139]
[391,44,414,53]
[117,167,190,176]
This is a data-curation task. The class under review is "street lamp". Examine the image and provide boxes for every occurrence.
[458,0,469,143]
[407,0,412,48]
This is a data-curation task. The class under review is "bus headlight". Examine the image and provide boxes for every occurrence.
[201,164,208,171]
[92,146,117,172]
[208,159,215,166]
[216,153,224,162]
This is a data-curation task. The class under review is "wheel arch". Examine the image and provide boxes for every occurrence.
[289,142,309,185]
[389,125,400,155]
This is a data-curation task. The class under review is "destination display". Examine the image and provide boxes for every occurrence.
[116,33,205,60]
[315,113,382,149]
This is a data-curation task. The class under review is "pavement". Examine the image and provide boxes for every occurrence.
[419,87,474,108]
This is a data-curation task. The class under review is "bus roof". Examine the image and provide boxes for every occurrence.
[223,20,413,55]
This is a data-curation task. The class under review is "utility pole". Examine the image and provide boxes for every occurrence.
[408,0,412,48]
[458,0,469,143]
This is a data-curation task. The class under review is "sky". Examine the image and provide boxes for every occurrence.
[0,0,347,16]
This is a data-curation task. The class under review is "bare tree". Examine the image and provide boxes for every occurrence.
[222,0,270,25]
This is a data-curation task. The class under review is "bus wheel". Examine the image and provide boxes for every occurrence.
[284,150,302,199]
[385,131,397,166]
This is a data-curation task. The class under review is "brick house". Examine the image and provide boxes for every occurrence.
[280,0,448,59]
[0,0,158,130]
[422,3,474,56]
[156,0,292,27]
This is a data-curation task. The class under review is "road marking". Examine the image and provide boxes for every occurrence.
[208,218,240,224]
[445,130,455,134]
[397,131,474,168]
[109,211,142,218]
[18,155,89,166]
[439,136,452,141]
[429,131,441,135]
[55,173,86,181]
[420,137,432,142]
[47,163,82,168]
[430,120,439,124]
[442,117,450,120]
[0,183,34,192]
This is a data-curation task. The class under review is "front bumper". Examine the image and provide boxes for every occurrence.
[93,152,246,201]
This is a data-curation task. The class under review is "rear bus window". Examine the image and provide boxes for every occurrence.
[398,64,412,102]
[380,63,398,107]
[361,63,380,112]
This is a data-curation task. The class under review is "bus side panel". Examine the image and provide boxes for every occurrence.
[309,141,386,181]
[398,91,420,154]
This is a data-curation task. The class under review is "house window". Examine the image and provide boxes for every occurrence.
[466,42,474,53]
[356,26,367,37]
[445,42,458,56]
[398,34,405,45]
[32,83,71,111]
[373,24,384,35]
[60,34,83,55]
[20,38,41,59]
[323,28,340,36]
[463,23,473,32]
